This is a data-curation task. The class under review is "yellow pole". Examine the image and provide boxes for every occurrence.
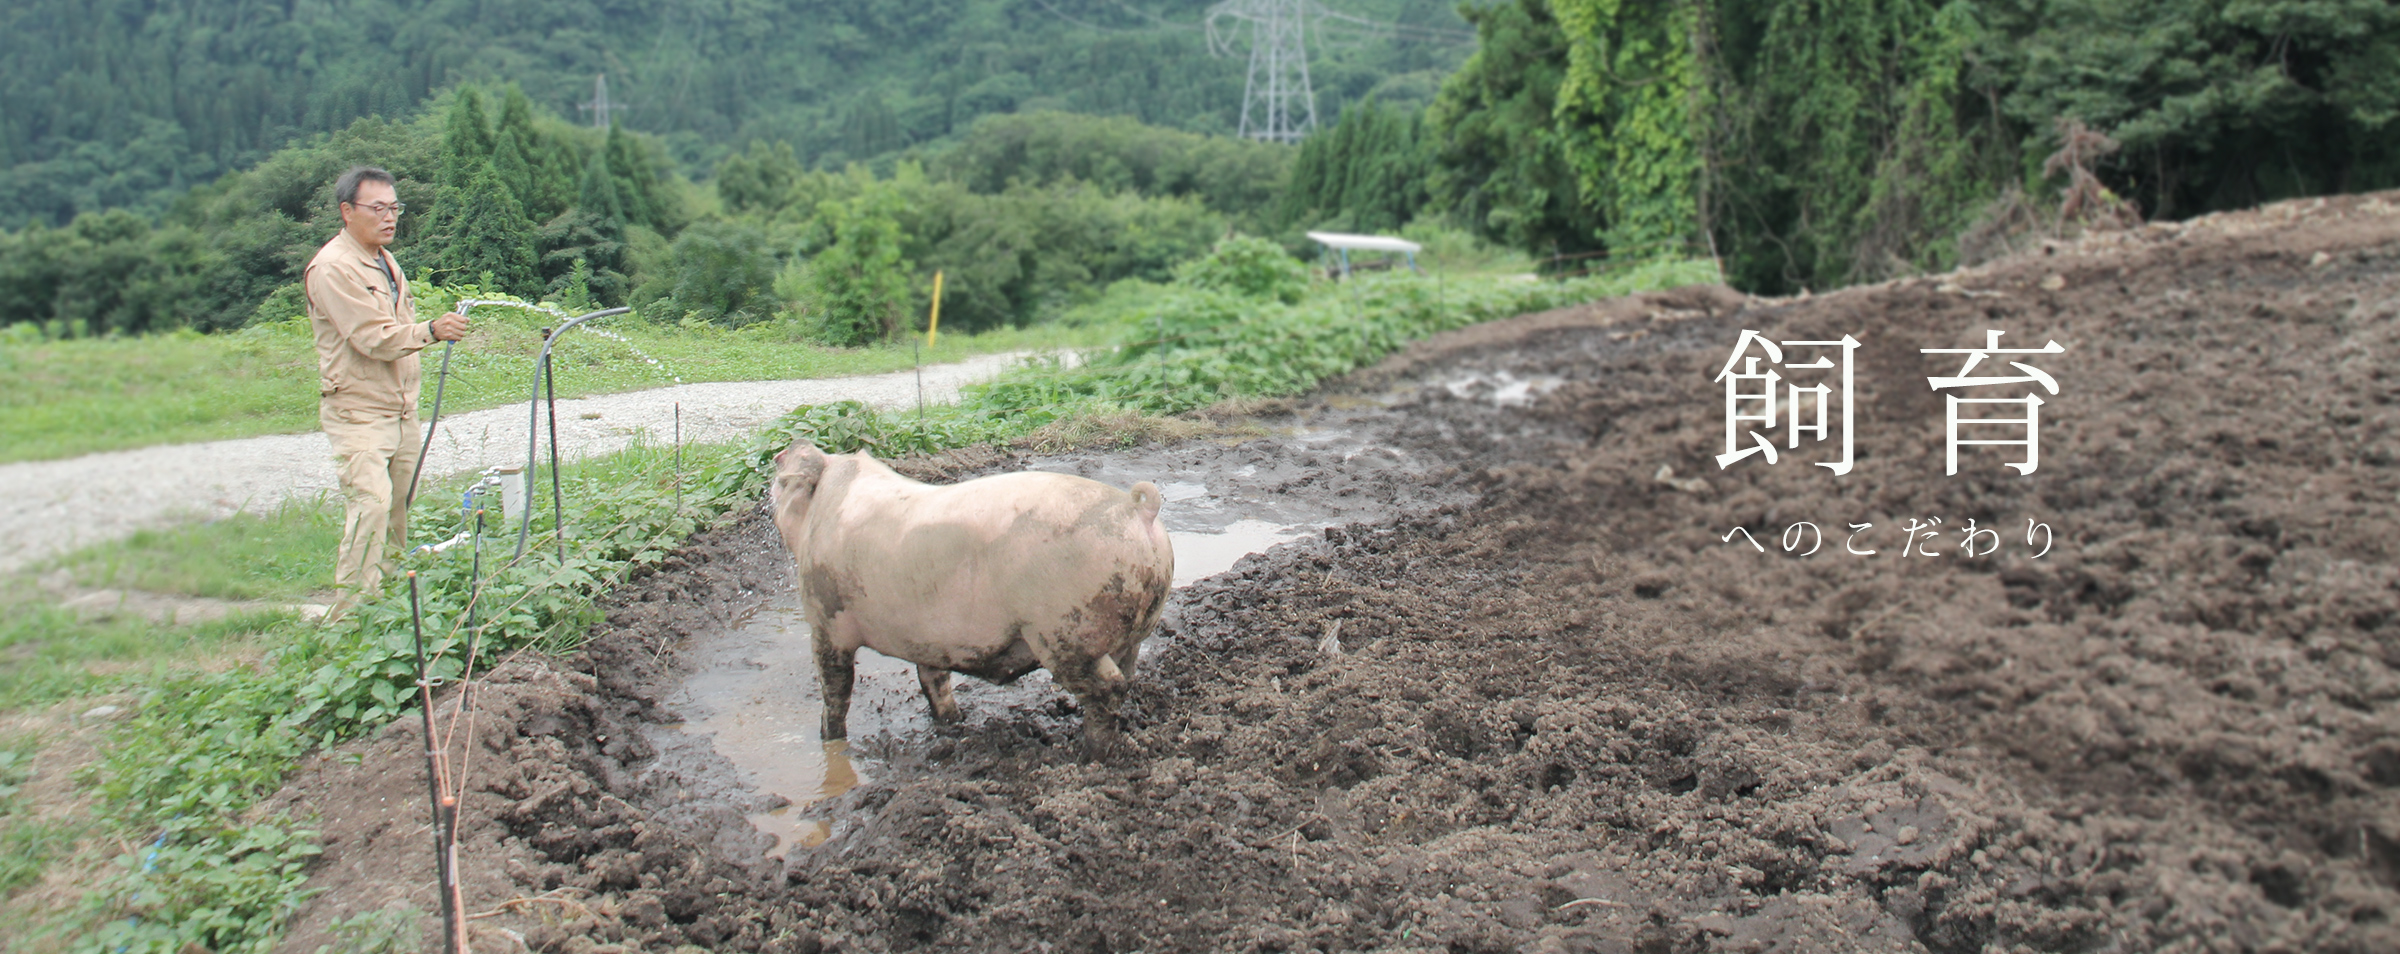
[925,271,944,349]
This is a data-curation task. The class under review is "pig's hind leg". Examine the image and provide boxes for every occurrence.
[1047,651,1129,748]
[815,629,858,741]
[916,666,962,723]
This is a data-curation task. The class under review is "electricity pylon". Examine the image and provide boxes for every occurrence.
[1208,0,1317,144]
[578,74,632,129]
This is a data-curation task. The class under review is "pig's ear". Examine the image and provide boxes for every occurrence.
[778,439,826,466]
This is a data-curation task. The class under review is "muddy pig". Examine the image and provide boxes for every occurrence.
[768,440,1175,746]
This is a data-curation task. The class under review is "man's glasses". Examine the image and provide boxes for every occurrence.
[348,201,407,218]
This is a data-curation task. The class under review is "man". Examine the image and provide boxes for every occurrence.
[306,165,470,613]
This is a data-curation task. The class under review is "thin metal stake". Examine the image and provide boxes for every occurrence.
[673,402,683,514]
[410,574,465,954]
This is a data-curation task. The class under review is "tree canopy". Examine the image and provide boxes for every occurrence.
[0,0,1474,229]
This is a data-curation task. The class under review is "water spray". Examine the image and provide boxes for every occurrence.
[411,299,671,539]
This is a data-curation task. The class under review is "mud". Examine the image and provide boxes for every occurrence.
[644,424,1467,863]
[270,191,2400,953]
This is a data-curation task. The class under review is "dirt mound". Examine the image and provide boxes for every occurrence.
[269,191,2400,953]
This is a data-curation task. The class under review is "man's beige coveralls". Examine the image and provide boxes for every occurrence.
[306,227,437,601]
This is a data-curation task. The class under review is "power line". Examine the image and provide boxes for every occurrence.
[1023,0,1476,144]
[1210,0,1319,144]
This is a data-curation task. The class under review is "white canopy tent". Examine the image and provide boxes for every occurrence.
[1306,231,1423,279]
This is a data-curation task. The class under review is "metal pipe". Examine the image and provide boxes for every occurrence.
[513,307,630,558]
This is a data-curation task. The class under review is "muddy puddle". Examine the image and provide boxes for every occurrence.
[648,421,1466,857]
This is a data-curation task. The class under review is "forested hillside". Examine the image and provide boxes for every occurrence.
[3,0,2394,338]
[0,0,1471,227]
[1284,0,2400,292]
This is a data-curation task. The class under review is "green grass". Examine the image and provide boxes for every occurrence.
[0,586,295,711]
[0,739,56,897]
[45,497,343,603]
[0,303,1102,465]
[0,733,80,901]
[0,435,727,949]
[0,817,84,899]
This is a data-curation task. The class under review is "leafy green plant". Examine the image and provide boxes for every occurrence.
[57,438,744,951]
[1172,235,1312,305]
[75,821,320,954]
[639,220,781,328]
[797,178,913,346]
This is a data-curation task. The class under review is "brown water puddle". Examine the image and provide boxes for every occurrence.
[653,600,918,857]
[659,521,1306,856]
[656,424,1459,857]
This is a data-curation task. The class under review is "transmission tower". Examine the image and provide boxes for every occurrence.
[1208,0,1317,144]
[578,74,633,129]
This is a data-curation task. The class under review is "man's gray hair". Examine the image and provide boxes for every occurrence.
[334,166,396,207]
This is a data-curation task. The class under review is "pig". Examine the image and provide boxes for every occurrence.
[768,440,1175,747]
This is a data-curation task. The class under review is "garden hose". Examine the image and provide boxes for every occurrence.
[402,339,456,513]
[514,307,632,560]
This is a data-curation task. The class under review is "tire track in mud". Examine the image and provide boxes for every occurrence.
[269,192,2400,954]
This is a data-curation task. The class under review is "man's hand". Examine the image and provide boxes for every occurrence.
[430,312,471,342]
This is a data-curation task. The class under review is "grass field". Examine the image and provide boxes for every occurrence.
[0,436,740,949]
[0,306,1100,465]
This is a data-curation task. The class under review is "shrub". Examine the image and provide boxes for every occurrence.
[1173,234,1311,305]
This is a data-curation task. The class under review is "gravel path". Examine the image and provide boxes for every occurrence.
[0,351,1055,575]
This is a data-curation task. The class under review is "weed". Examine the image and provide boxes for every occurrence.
[0,817,81,897]
[315,905,423,954]
[0,742,27,806]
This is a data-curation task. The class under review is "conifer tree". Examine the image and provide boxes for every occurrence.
[496,85,539,146]
[492,129,535,217]
[532,147,633,305]
[438,89,496,191]
[435,161,539,295]
[542,138,586,221]
[577,147,626,225]
[604,122,658,228]
[493,84,575,221]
